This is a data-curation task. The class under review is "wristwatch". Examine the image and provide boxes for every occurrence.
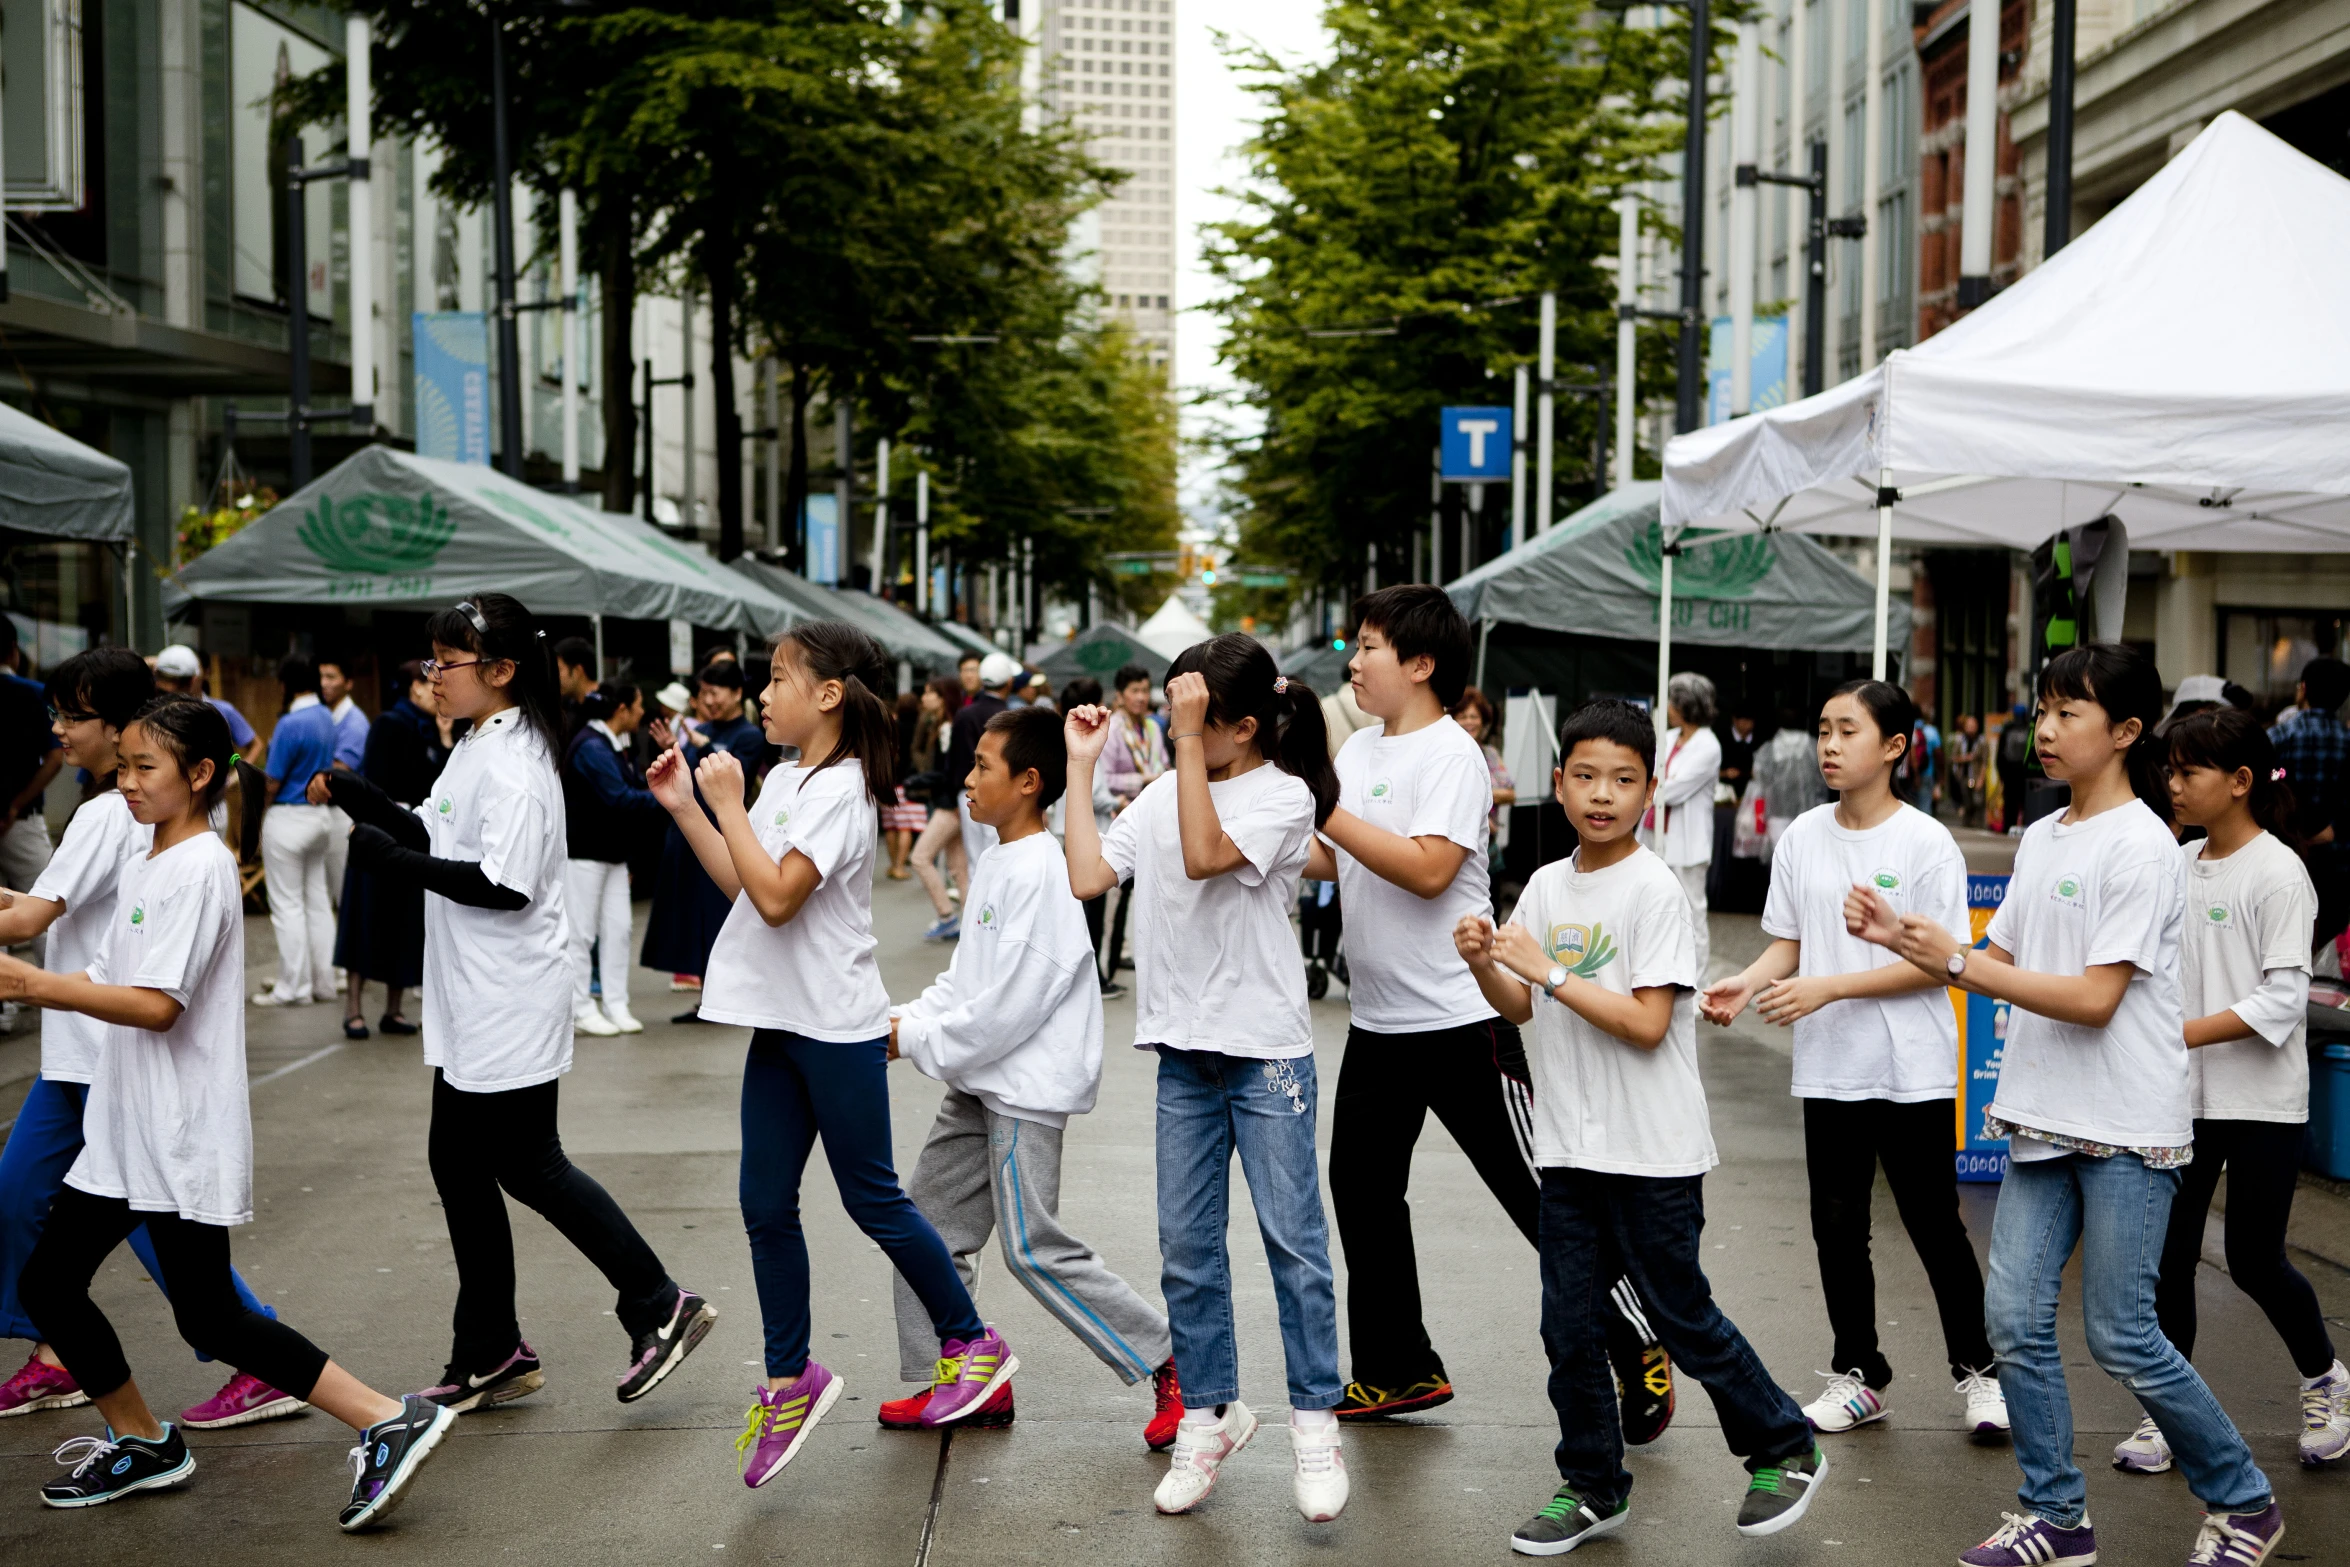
[1546,964,1570,994]
[1945,949,1968,979]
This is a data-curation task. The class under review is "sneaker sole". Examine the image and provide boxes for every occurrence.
[1735,1447,1827,1538]
[2112,1452,2172,1474]
[921,1353,1020,1427]
[0,1389,91,1418]
[340,1405,456,1532]
[41,1452,196,1508]
[1969,1417,2011,1446]
[1155,1406,1258,1515]
[1807,1404,1889,1434]
[1512,1506,1629,1556]
[618,1301,719,1404]
[181,1396,310,1430]
[745,1376,844,1488]
[437,1369,545,1415]
[881,1402,1015,1432]
[1336,1386,1455,1421]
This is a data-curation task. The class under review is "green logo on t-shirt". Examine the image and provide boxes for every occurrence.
[2206,903,2230,924]
[1368,779,1392,801]
[1872,868,1901,891]
[772,807,791,828]
[436,796,453,816]
[2054,874,2084,902]
[1547,921,1618,978]
[128,902,144,926]
[977,902,997,929]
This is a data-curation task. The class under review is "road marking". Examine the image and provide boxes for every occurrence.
[914,1427,954,1567]
[251,1043,347,1087]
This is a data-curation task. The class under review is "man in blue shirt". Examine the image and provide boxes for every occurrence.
[1,617,63,1001]
[256,657,343,1008]
[2273,656,2350,953]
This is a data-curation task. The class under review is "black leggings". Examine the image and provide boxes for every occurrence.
[2155,1116,2337,1378]
[430,1070,676,1371]
[20,1187,330,1402]
[1803,1096,1994,1385]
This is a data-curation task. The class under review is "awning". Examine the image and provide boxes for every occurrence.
[726,555,965,671]
[0,398,135,542]
[1036,622,1168,688]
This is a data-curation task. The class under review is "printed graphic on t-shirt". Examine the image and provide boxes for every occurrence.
[1869,867,1901,892]
[1366,778,1394,803]
[975,901,998,931]
[128,902,145,926]
[2201,901,2231,926]
[2050,872,2086,907]
[1546,921,1618,979]
[772,804,791,827]
[435,794,454,816]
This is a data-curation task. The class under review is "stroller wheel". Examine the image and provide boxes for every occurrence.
[1306,963,1329,1001]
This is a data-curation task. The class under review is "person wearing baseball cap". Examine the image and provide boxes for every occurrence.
[153,644,260,765]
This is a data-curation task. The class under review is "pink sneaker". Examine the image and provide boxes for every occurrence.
[919,1328,1018,1427]
[737,1363,842,1488]
[0,1352,87,1417]
[181,1369,309,1429]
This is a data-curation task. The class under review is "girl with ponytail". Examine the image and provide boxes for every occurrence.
[1848,642,2285,1564]
[653,621,1004,1488]
[1062,632,1351,1524]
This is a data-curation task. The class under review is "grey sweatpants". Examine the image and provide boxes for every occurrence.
[896,1089,1172,1385]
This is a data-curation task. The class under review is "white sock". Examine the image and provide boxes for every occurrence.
[1180,1404,1223,1430]
[2304,1360,2348,1390]
[1290,1407,1339,1435]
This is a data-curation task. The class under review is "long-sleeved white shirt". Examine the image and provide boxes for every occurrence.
[1641,725,1721,867]
[893,829,1103,1128]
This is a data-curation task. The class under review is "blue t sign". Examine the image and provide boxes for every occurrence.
[1439,406,1512,481]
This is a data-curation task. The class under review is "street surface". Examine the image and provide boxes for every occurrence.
[0,872,2343,1565]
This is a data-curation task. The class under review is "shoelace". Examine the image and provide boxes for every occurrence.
[932,1353,967,1388]
[1955,1369,2002,1404]
[735,1400,777,1456]
[1536,1489,1587,1524]
[1293,1428,1339,1474]
[1979,1511,2039,1548]
[346,1443,371,1488]
[2187,1512,2261,1566]
[2302,1380,2342,1430]
[1812,1368,1871,1413]
[51,1434,119,1479]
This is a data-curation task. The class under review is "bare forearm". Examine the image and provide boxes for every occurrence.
[1173,746,1246,879]
[668,806,744,901]
[1467,960,1535,1024]
[1837,960,1947,1001]
[716,809,809,925]
[1735,938,1802,990]
[0,895,64,945]
[2185,1009,2255,1048]
[1945,951,2130,1028]
[27,970,182,1031]
[1319,808,1464,899]
[1063,761,1120,899]
[1557,977,1671,1048]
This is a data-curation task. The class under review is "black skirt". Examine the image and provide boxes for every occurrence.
[639,820,734,978]
[333,859,425,987]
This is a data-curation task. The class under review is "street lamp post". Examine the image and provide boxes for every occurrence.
[1673,0,1710,434]
[1740,142,1866,400]
[489,17,525,480]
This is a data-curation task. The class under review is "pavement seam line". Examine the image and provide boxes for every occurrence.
[248,1042,348,1087]
[915,1426,954,1567]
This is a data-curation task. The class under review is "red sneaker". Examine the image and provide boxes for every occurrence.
[1146,1360,1183,1451]
[878,1380,1013,1430]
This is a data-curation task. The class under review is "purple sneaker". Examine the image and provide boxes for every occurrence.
[737,1363,842,1488]
[182,1370,308,1429]
[2187,1502,2283,1567]
[1960,1512,2099,1566]
[918,1328,1018,1427]
[416,1342,544,1413]
[0,1353,87,1418]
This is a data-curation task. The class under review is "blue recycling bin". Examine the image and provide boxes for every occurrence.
[2308,1042,2350,1180]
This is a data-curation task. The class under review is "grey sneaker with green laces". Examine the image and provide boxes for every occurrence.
[1736,1443,1828,1536]
[1511,1486,1629,1556]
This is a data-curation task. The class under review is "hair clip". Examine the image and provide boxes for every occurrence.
[535,629,547,640]
[1272,675,1289,694]
[2273,766,2288,781]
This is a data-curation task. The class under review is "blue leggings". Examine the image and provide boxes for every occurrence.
[739,1031,983,1378]
[0,1075,273,1357]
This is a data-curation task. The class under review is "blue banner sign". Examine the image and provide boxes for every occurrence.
[412,312,491,465]
[1955,872,2011,1181]
[1439,405,1512,481]
[803,493,840,585]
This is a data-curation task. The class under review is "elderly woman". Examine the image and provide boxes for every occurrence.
[1640,670,1723,981]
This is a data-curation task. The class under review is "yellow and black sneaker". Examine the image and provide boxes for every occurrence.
[1336,1375,1455,1421]
[1611,1340,1676,1448]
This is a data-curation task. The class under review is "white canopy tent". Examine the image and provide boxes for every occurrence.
[1135,592,1214,662]
[1661,110,2350,681]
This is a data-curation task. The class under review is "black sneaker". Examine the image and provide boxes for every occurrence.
[1335,1374,1454,1421]
[618,1287,719,1403]
[1735,1443,1828,1536]
[40,1425,195,1508]
[418,1341,544,1413]
[1511,1486,1628,1556]
[340,1394,456,1531]
[1611,1338,1676,1447]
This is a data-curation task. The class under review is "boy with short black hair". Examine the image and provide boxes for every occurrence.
[882,705,1180,1448]
[1310,587,1671,1434]
[1455,699,1824,1556]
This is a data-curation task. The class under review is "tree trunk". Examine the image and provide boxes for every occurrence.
[784,358,811,568]
[597,198,637,514]
[707,232,744,562]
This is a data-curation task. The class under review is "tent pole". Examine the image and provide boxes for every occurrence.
[1476,616,1492,694]
[591,613,604,678]
[1655,542,1674,740]
[1872,466,1894,679]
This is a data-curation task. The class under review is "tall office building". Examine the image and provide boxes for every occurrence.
[1033,0,1177,361]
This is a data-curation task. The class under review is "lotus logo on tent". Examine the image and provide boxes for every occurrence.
[297,492,457,575]
[1624,522,1777,599]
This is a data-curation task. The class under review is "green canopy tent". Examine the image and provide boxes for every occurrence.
[931,617,997,661]
[167,448,797,658]
[0,400,135,543]
[725,556,963,673]
[1037,622,1167,690]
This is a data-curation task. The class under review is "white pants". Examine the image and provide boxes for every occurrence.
[260,803,338,1001]
[1,814,53,967]
[323,805,351,913]
[1673,860,1711,984]
[565,858,633,1015]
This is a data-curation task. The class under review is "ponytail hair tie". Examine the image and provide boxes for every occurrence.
[1273,675,1289,695]
[229,752,242,767]
[2272,766,2288,781]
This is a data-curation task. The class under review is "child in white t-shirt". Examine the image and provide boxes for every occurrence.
[655,622,1004,1489]
[2129,706,2344,1473]
[879,705,1175,1446]
[1457,699,1824,1557]
[0,696,455,1530]
[1064,633,1348,1524]
[1702,680,2001,1440]
[1853,645,2280,1567]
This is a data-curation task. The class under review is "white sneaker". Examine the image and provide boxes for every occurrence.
[1290,1417,1349,1522]
[2299,1360,2350,1465]
[251,986,314,1007]
[1153,1401,1257,1515]
[603,1003,645,1035]
[2112,1414,2173,1474]
[1801,1369,1887,1433]
[574,1007,621,1037]
[1957,1368,2009,1438]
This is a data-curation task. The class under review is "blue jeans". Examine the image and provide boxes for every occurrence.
[1154,1047,1342,1411]
[1987,1151,2271,1524]
[0,1076,271,1358]
[738,1031,983,1379]
[1539,1167,1812,1508]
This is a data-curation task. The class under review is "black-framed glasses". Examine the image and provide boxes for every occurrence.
[422,658,483,678]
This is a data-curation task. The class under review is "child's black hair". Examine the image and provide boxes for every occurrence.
[1556,699,1658,779]
[424,592,567,756]
[774,621,897,802]
[1352,584,1473,709]
[1165,632,1339,826]
[129,694,234,810]
[579,681,640,725]
[1824,678,1916,764]
[2167,706,2298,845]
[1112,663,1153,694]
[277,654,320,698]
[1059,676,1103,714]
[46,648,154,732]
[2299,656,2350,714]
[551,635,595,672]
[2040,642,2170,823]
[696,659,746,692]
[985,705,1069,811]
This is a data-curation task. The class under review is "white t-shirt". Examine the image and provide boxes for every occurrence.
[1100,764,1317,1059]
[895,830,1102,1128]
[1984,800,2189,1150]
[2182,832,2316,1123]
[1509,843,1715,1176]
[29,792,147,1084]
[700,760,891,1042]
[1330,716,1496,1033]
[1761,802,1966,1102]
[417,709,575,1093]
[69,833,253,1226]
